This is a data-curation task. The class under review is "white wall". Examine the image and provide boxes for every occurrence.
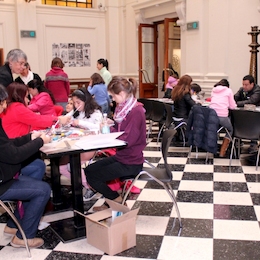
[0,0,259,96]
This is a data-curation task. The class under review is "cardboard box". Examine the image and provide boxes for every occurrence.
[77,199,139,256]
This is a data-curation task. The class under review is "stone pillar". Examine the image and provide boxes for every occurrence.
[248,26,260,84]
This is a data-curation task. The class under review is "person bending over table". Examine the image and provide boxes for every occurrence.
[0,84,52,248]
[0,82,70,138]
[85,76,146,211]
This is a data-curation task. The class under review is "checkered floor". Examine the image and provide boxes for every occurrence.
[1,129,260,260]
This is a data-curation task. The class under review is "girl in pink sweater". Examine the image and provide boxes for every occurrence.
[209,79,237,157]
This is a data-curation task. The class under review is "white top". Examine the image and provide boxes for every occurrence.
[67,109,102,130]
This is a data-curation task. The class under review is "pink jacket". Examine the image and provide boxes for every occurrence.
[28,92,56,116]
[209,85,237,117]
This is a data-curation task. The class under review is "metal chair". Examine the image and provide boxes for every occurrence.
[229,109,260,170]
[122,129,182,236]
[0,200,31,258]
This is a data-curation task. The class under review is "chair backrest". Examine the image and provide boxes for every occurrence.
[161,129,177,178]
[231,109,260,140]
[138,98,153,120]
[164,103,174,128]
[150,100,165,122]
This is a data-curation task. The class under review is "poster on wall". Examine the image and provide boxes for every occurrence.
[52,43,91,67]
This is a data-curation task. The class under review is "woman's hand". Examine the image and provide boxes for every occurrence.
[71,119,79,127]
[39,133,51,144]
[31,131,42,140]
[58,115,71,125]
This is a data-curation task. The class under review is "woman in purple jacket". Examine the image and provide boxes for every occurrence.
[85,76,146,211]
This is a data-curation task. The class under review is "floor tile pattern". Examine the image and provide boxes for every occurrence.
[1,128,260,259]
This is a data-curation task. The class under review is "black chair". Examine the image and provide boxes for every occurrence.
[156,103,174,144]
[229,109,260,170]
[148,100,166,141]
[122,129,182,236]
[138,98,154,140]
[0,200,31,257]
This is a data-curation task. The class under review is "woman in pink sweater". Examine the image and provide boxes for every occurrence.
[28,79,56,116]
[209,79,237,157]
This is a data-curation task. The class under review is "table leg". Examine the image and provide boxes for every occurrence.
[50,157,62,205]
[69,153,85,228]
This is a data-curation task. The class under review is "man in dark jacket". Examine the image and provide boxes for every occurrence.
[234,75,260,107]
[234,75,260,153]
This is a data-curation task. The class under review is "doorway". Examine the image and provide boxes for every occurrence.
[138,18,180,98]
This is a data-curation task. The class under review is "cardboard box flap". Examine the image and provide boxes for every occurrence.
[84,208,111,221]
[111,207,139,226]
[105,199,130,213]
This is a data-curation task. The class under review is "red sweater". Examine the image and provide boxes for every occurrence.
[1,103,57,138]
[28,92,56,116]
[45,67,70,103]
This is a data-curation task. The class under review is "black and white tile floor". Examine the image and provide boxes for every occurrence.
[1,130,260,259]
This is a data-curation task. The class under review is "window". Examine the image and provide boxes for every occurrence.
[42,0,92,8]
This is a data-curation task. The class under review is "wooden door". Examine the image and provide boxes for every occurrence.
[138,24,158,98]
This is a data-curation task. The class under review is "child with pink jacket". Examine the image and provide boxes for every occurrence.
[209,79,237,157]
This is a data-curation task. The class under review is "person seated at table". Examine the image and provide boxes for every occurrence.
[87,73,111,114]
[190,83,205,104]
[59,88,103,200]
[209,79,237,157]
[15,62,42,85]
[234,75,260,153]
[0,84,51,248]
[0,82,69,138]
[171,74,196,121]
[27,79,56,116]
[163,76,178,98]
[85,76,146,211]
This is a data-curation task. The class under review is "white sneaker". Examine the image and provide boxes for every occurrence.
[83,189,97,201]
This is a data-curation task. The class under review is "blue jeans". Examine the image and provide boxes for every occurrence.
[20,159,45,180]
[0,175,51,239]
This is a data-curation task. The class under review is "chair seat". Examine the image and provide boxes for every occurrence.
[139,167,172,182]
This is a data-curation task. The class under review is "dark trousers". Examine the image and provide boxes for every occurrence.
[85,156,142,200]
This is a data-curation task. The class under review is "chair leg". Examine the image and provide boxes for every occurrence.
[256,147,260,171]
[0,201,31,258]
[166,182,183,236]
[122,171,182,235]
[157,123,165,144]
[229,138,236,167]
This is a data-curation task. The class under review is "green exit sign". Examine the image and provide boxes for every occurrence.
[20,30,36,38]
[187,21,199,30]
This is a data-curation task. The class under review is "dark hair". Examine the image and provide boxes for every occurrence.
[190,83,201,93]
[0,84,8,102]
[214,79,230,88]
[108,76,138,97]
[24,62,30,70]
[51,57,64,69]
[97,59,109,70]
[90,73,105,87]
[171,74,192,101]
[27,79,56,104]
[6,82,28,106]
[243,75,254,84]
[71,88,101,118]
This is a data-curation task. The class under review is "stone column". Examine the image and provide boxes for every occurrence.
[248,26,260,84]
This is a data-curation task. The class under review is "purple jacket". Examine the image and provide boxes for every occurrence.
[112,104,146,165]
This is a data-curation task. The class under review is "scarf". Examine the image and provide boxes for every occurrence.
[113,95,137,124]
[20,70,34,85]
